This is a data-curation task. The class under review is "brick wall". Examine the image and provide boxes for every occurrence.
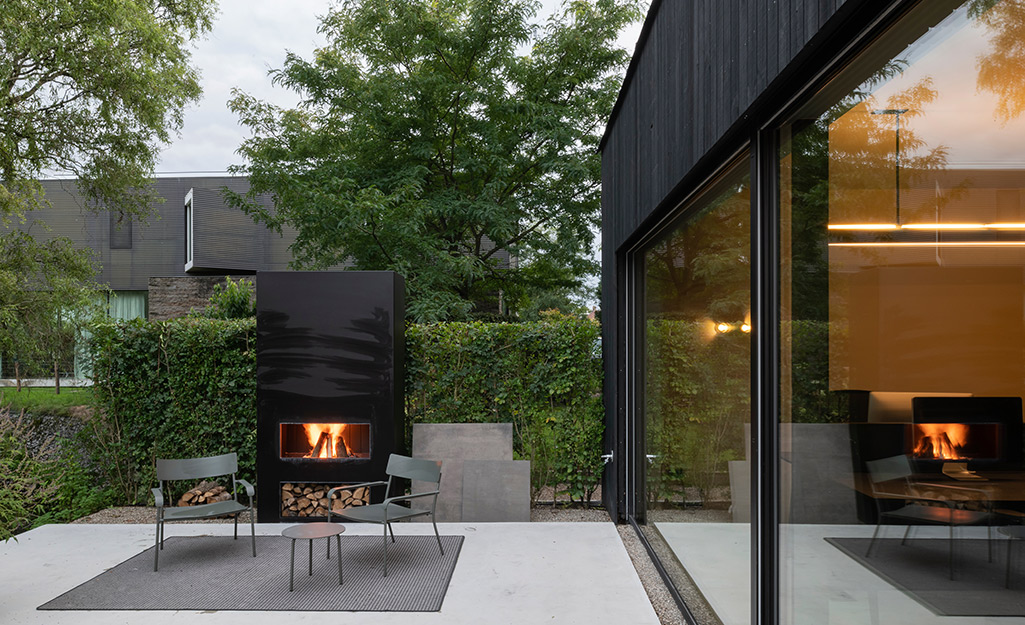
[147,275,256,321]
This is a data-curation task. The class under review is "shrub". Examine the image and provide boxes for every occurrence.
[196,277,256,320]
[0,410,113,540]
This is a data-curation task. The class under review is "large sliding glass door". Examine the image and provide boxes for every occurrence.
[778,1,1025,623]
[633,160,753,625]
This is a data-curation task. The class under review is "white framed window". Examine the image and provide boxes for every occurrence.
[184,189,194,271]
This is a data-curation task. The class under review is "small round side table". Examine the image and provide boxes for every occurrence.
[281,522,345,591]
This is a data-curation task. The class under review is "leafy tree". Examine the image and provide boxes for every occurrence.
[0,0,213,386]
[970,0,1025,123]
[0,0,216,220]
[0,231,104,391]
[228,0,642,321]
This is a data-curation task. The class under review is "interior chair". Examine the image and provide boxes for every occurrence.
[864,454,993,580]
[327,454,443,576]
[152,452,256,571]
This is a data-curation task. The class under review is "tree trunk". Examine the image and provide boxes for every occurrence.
[14,361,20,392]
[54,360,61,394]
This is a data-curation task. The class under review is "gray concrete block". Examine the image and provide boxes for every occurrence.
[412,423,515,522]
[461,460,531,522]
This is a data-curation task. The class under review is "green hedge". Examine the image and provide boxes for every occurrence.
[644,319,749,504]
[89,318,257,503]
[406,314,604,502]
[89,313,603,505]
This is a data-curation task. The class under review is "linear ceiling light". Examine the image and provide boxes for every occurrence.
[829,241,1025,247]
[828,223,1025,231]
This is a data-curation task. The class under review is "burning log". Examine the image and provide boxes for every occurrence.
[335,434,350,458]
[310,431,332,458]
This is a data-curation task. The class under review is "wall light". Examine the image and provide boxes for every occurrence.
[741,323,752,333]
[716,322,733,333]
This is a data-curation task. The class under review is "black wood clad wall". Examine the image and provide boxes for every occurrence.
[599,0,891,521]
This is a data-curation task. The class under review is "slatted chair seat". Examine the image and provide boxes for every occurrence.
[161,499,250,521]
[883,503,990,526]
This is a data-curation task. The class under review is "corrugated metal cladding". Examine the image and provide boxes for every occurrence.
[11,177,298,290]
[598,0,892,520]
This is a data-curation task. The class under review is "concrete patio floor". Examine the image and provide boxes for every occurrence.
[1,521,659,625]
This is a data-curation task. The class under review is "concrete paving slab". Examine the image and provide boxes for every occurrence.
[0,521,659,625]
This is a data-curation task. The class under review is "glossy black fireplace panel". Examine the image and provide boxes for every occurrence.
[256,271,405,522]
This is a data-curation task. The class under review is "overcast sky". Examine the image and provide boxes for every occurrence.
[156,0,645,174]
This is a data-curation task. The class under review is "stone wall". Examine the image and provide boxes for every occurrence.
[147,275,256,321]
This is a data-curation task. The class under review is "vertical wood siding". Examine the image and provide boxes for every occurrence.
[599,0,888,520]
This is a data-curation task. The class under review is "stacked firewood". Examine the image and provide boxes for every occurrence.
[281,483,369,518]
[177,480,233,506]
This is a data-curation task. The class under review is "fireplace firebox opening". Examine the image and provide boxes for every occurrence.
[909,422,1001,461]
[280,423,371,459]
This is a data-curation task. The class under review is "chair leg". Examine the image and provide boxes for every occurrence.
[949,524,955,581]
[383,523,389,577]
[336,534,343,586]
[988,522,993,562]
[234,513,239,540]
[289,538,296,592]
[250,509,256,557]
[901,525,913,545]
[388,521,396,543]
[432,515,444,555]
[866,522,883,557]
[1007,537,1015,589]
[153,521,161,572]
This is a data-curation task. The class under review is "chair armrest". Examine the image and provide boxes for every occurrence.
[236,479,255,504]
[385,490,440,505]
[327,481,387,500]
[152,487,165,509]
[327,481,388,521]
[915,481,992,499]
[873,490,959,508]
[380,491,440,521]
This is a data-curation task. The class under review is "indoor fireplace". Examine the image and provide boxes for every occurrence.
[255,271,405,522]
[909,396,1023,471]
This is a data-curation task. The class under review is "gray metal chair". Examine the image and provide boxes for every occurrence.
[865,454,993,580]
[327,454,443,576]
[152,452,256,571]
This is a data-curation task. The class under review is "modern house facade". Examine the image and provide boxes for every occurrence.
[601,1,1025,624]
[2,176,294,377]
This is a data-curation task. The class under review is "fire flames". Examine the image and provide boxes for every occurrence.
[303,423,352,459]
[913,423,969,460]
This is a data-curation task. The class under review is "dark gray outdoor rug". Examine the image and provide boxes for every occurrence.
[39,534,463,612]
[827,536,1025,617]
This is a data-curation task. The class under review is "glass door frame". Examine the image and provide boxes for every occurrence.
[622,148,757,625]
[617,3,942,623]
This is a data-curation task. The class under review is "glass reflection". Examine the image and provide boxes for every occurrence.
[780,1,1025,624]
[640,164,751,625]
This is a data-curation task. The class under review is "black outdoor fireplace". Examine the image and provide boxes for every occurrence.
[255,271,405,522]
